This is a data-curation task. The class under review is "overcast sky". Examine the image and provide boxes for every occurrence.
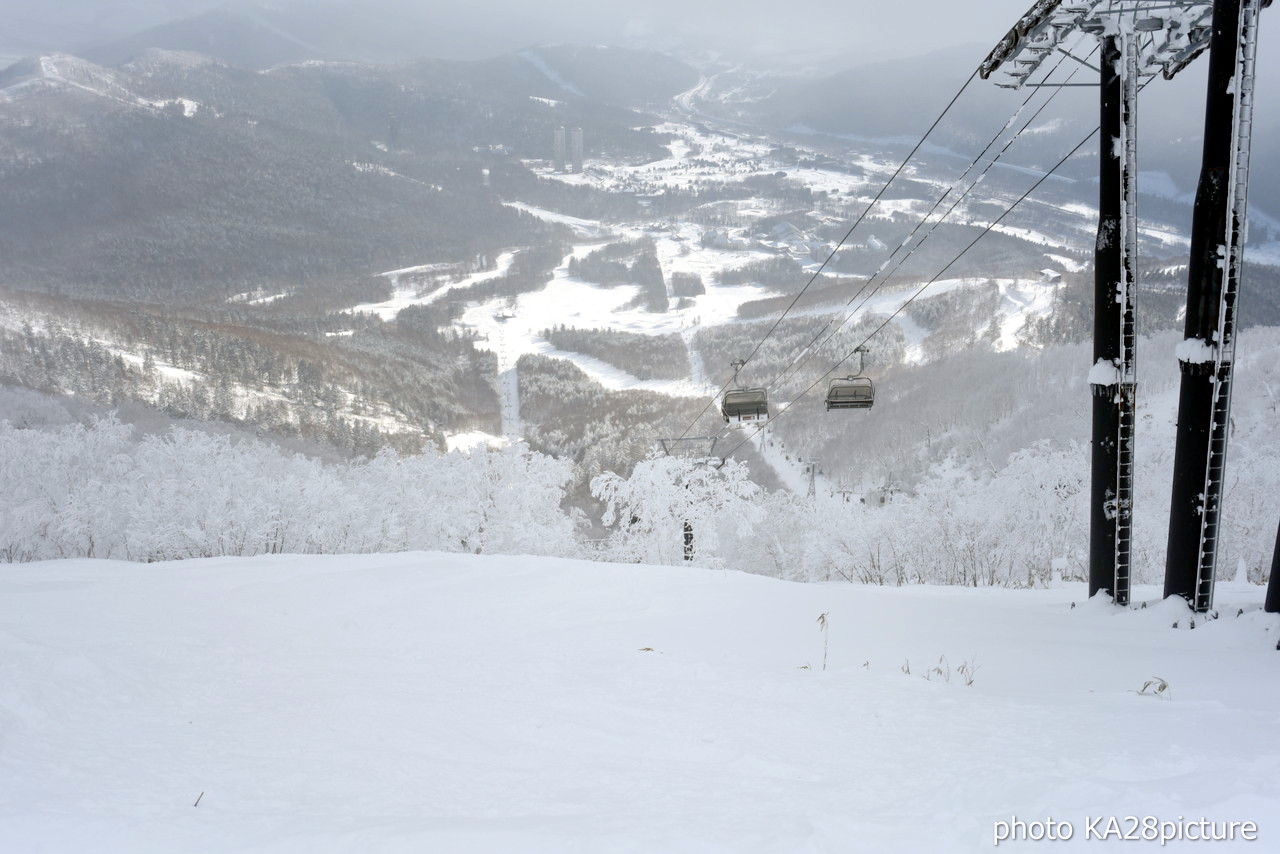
[0,0,1037,64]
[6,0,1279,92]
[519,0,1037,60]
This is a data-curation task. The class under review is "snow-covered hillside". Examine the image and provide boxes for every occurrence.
[2,553,1277,853]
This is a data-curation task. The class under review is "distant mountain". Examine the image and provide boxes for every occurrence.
[740,43,1280,218]
[0,49,675,302]
[78,4,702,110]
[760,46,1019,141]
[74,0,702,101]
[0,1,221,57]
[79,8,331,71]
[35,1,525,68]
[76,3,515,71]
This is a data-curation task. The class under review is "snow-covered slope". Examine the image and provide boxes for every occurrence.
[0,54,205,115]
[2,553,1277,852]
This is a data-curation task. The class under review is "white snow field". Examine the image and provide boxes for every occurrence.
[2,554,1278,853]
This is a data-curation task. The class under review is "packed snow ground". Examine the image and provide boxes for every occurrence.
[3,553,1278,853]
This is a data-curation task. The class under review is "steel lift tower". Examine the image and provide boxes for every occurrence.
[1164,0,1269,612]
[981,1,1230,607]
[1267,518,1280,613]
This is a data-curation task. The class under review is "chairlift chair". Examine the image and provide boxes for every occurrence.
[825,375,874,411]
[721,387,769,427]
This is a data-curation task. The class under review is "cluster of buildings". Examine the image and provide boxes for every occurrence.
[699,218,893,265]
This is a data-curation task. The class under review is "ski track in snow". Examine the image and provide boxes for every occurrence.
[503,202,608,237]
[517,50,584,97]
[1044,252,1087,273]
[491,319,523,441]
[457,237,777,399]
[348,252,518,320]
[894,312,932,364]
[994,278,1057,352]
[681,325,712,391]
[3,553,1278,853]
[752,422,816,495]
[2,56,206,116]
[449,251,1055,409]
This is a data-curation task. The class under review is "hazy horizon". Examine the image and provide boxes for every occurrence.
[0,0,1033,67]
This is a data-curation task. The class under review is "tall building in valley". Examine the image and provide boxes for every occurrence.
[553,126,567,172]
[569,127,583,173]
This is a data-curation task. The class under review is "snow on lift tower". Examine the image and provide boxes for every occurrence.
[721,359,769,428]
[979,0,1238,610]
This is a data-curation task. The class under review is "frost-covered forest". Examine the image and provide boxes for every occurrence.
[543,326,691,381]
[0,404,577,563]
[6,324,1277,584]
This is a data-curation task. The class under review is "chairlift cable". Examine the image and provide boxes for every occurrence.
[771,45,1086,390]
[769,43,1095,393]
[673,66,982,441]
[720,121,1106,461]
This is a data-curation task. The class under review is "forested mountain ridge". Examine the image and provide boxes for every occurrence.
[0,45,692,450]
[72,0,708,85]
[0,49,679,302]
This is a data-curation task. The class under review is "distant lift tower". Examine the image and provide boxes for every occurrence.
[981,1,1230,607]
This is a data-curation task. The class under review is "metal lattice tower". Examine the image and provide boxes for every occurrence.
[1114,32,1140,605]
[981,1,1232,607]
[802,460,820,501]
[982,2,1220,89]
[1198,0,1262,609]
[1165,0,1268,612]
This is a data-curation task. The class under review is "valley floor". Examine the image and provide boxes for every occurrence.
[2,553,1278,852]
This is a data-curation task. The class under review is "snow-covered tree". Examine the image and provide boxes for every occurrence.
[591,455,762,566]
